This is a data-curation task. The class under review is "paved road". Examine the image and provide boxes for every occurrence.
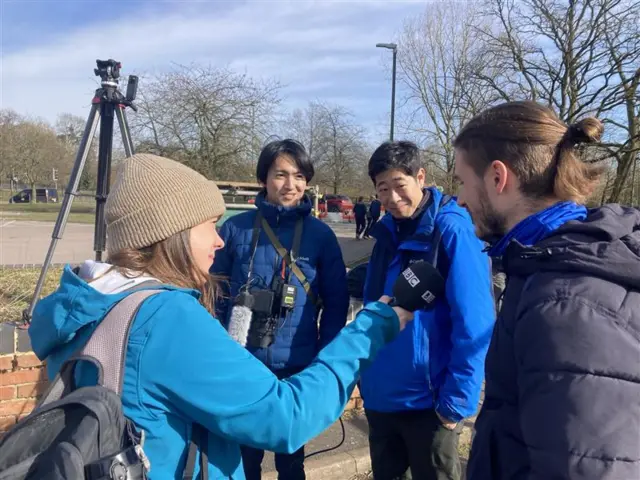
[0,220,373,267]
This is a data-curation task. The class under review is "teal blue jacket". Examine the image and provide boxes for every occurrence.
[28,265,399,479]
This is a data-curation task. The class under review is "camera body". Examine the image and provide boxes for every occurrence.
[242,276,298,349]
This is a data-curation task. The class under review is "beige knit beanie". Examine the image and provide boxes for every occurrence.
[105,153,226,252]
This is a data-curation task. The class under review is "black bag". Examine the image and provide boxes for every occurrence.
[0,288,208,480]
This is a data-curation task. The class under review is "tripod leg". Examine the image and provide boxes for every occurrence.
[94,101,117,261]
[116,104,135,157]
[24,103,101,323]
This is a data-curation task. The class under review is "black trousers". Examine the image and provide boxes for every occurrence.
[241,367,305,480]
[356,216,367,237]
[365,408,462,480]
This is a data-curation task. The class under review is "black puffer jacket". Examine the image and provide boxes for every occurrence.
[468,205,640,479]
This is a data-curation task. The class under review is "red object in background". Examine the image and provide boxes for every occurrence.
[316,194,355,222]
[318,194,353,214]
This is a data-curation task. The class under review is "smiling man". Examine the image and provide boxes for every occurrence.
[211,139,349,480]
[359,141,496,480]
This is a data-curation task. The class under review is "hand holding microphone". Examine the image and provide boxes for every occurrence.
[378,260,446,331]
[378,295,414,331]
[229,260,446,345]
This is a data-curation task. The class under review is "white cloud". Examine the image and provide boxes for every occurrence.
[1,0,424,140]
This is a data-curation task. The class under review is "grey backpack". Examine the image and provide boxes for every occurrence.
[0,288,208,480]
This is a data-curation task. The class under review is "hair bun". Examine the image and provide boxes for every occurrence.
[566,117,604,145]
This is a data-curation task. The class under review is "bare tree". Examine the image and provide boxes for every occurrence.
[55,113,98,191]
[397,1,497,193]
[0,112,72,201]
[285,102,369,194]
[599,0,640,203]
[129,64,281,181]
[284,101,330,166]
[478,0,640,202]
[0,109,23,192]
[317,104,368,194]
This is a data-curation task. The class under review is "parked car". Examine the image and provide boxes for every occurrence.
[9,188,59,204]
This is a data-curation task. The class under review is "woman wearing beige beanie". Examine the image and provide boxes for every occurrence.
[28,153,414,479]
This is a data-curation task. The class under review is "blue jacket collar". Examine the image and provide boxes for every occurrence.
[256,190,312,225]
[487,201,588,257]
[374,187,443,243]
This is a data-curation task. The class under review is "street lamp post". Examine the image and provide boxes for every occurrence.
[376,42,397,141]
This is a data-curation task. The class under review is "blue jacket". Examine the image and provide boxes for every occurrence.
[369,199,382,218]
[360,187,496,421]
[211,192,349,370]
[354,202,367,219]
[28,264,400,480]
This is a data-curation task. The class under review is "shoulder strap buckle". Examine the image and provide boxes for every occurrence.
[255,213,319,307]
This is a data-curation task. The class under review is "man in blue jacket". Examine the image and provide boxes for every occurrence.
[211,139,349,480]
[360,141,495,480]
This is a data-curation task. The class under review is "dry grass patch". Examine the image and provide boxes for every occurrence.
[0,267,63,323]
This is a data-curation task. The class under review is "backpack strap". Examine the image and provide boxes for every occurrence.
[183,424,209,480]
[78,288,162,395]
[38,288,163,406]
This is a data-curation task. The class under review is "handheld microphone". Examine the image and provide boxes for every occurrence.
[390,261,446,311]
[227,291,254,347]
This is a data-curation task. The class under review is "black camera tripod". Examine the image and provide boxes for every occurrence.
[23,59,139,324]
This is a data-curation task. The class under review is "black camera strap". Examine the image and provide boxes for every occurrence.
[246,212,262,284]
[246,211,319,307]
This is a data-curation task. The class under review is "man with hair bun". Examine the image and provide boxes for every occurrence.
[454,100,640,479]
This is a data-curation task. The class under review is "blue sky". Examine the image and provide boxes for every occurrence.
[1,0,426,143]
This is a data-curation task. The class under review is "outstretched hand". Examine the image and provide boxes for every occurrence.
[378,295,414,331]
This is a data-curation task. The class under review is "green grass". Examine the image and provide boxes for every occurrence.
[1,210,96,224]
[1,188,96,224]
[0,204,96,224]
[0,267,63,323]
[0,197,250,225]
[0,202,94,213]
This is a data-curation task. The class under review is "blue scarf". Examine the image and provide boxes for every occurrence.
[487,201,587,257]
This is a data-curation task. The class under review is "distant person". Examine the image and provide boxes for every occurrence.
[211,139,350,480]
[363,195,381,239]
[28,153,414,479]
[354,196,368,239]
[454,101,640,479]
[359,141,496,480]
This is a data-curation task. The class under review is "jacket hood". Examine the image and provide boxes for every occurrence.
[28,261,197,360]
[503,204,640,290]
[256,191,312,224]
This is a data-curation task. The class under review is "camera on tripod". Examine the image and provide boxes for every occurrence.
[23,59,138,325]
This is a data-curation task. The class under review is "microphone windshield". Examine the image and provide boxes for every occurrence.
[391,261,445,311]
[227,292,254,347]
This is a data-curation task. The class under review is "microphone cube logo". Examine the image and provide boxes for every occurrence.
[403,268,420,288]
[421,290,436,304]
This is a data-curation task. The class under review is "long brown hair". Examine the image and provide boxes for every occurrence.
[108,229,219,315]
[453,101,605,204]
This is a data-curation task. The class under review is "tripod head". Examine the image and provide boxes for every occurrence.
[94,59,121,86]
[93,59,138,109]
